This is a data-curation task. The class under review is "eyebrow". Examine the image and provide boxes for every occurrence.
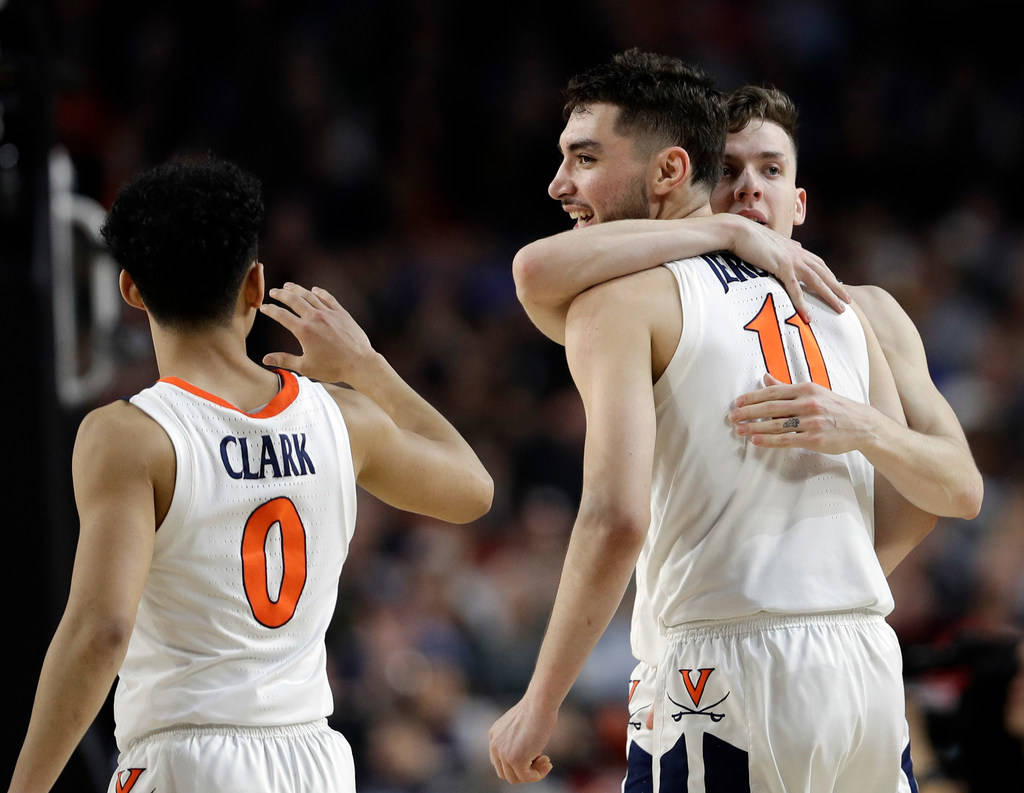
[724,150,790,162]
[559,139,604,155]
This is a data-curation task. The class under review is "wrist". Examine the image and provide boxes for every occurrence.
[523,681,564,714]
[718,212,746,253]
[341,350,387,390]
[856,403,893,457]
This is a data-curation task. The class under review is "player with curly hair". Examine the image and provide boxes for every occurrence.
[9,155,493,793]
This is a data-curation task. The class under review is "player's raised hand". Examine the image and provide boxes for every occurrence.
[260,283,373,385]
[729,373,877,455]
[731,219,850,323]
[488,697,556,785]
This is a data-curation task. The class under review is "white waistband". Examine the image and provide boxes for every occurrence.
[124,718,330,752]
[661,610,882,642]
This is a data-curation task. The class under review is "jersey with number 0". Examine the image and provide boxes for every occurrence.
[630,254,894,665]
[115,370,357,751]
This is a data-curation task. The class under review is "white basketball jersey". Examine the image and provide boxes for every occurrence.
[631,254,893,665]
[115,370,357,750]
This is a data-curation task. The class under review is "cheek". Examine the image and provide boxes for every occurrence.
[766,189,795,220]
[710,182,732,212]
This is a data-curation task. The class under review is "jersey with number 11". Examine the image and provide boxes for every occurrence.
[114,370,356,751]
[630,254,894,666]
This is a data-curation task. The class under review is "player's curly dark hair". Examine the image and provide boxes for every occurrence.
[101,155,264,329]
[562,48,726,193]
[726,85,800,155]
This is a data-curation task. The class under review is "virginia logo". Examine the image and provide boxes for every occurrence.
[668,668,730,722]
[115,768,145,793]
[680,668,714,707]
[626,678,653,731]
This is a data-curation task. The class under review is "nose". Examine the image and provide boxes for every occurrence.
[548,160,574,201]
[735,168,762,202]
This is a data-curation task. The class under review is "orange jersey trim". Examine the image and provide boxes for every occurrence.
[159,369,300,418]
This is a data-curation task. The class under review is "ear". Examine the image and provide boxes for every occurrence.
[650,146,690,196]
[242,260,265,310]
[119,270,147,311]
[793,186,808,227]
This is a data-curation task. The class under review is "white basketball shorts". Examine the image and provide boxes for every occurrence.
[107,719,356,793]
[622,612,918,793]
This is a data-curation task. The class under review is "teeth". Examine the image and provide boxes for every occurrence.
[568,209,594,221]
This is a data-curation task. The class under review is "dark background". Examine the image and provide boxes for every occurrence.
[3,1,1023,791]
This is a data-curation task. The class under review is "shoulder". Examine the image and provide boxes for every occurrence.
[317,382,382,473]
[318,381,376,423]
[74,399,175,485]
[568,266,678,323]
[847,284,924,360]
[77,399,171,455]
[847,284,914,331]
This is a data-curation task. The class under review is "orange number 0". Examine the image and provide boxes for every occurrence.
[241,497,307,628]
[743,294,832,389]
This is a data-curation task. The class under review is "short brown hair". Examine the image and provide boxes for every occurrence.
[563,48,727,193]
[726,85,799,155]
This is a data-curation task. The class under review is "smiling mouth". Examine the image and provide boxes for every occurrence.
[566,207,594,226]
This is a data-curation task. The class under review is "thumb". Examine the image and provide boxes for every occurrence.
[526,755,552,781]
[763,373,785,386]
[263,352,303,371]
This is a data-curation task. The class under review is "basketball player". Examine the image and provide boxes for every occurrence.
[8,157,493,793]
[510,85,982,571]
[489,50,928,791]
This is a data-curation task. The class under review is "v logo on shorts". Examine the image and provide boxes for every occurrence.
[679,668,715,707]
[116,768,145,793]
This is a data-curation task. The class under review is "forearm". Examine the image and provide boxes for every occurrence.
[860,411,982,519]
[11,619,128,793]
[874,473,938,576]
[350,352,469,445]
[514,215,738,344]
[525,516,644,710]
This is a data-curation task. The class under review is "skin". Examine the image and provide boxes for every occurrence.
[488,102,910,784]
[9,265,492,793]
[713,120,981,530]
[513,116,982,541]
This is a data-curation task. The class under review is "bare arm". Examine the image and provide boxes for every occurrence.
[852,285,983,519]
[851,302,940,575]
[514,213,848,343]
[729,289,982,521]
[489,274,659,783]
[10,404,165,793]
[261,283,493,524]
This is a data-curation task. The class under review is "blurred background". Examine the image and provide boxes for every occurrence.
[2,0,1023,790]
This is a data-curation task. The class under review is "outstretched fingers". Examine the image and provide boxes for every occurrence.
[311,285,342,310]
[259,301,302,334]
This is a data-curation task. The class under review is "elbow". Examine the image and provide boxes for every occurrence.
[512,246,550,306]
[578,499,649,551]
[68,611,135,658]
[450,468,494,524]
[954,472,984,520]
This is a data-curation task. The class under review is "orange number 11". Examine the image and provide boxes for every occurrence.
[743,294,832,389]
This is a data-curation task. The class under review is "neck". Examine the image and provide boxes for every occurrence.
[149,316,264,386]
[654,190,713,221]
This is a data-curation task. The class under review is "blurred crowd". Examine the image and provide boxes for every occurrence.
[13,0,1024,790]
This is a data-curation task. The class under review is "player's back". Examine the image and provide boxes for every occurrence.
[114,369,356,750]
[631,253,893,664]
